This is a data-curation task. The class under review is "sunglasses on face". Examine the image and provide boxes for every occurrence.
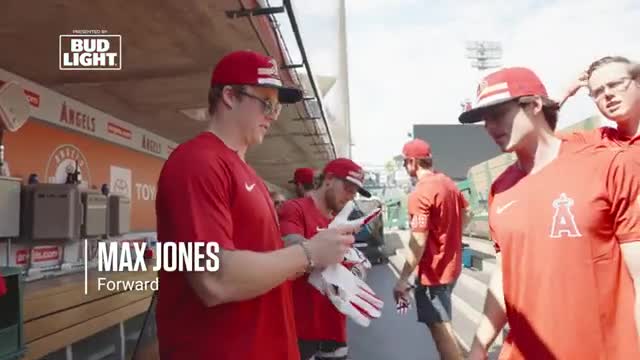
[589,77,633,100]
[237,89,282,118]
[342,180,358,194]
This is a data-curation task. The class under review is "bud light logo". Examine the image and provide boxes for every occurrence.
[59,33,122,70]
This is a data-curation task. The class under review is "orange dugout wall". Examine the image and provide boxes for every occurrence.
[1,69,178,233]
[4,121,164,231]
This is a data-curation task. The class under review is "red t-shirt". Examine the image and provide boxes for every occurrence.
[408,172,468,286]
[561,126,640,148]
[277,197,347,342]
[155,132,299,360]
[489,143,640,359]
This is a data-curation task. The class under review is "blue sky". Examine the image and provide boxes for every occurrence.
[279,0,640,167]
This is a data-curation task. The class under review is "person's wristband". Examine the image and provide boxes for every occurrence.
[299,242,315,273]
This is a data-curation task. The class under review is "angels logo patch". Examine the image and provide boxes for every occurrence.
[549,193,582,238]
[45,144,91,185]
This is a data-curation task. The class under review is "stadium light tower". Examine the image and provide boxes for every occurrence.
[461,41,504,111]
[465,41,503,71]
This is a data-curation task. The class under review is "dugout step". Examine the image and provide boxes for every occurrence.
[454,269,489,314]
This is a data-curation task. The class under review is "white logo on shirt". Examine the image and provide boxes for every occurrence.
[549,193,582,238]
[245,183,256,192]
[316,226,326,232]
[496,200,517,214]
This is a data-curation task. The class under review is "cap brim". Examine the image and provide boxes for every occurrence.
[357,187,372,198]
[278,87,303,104]
[458,97,517,124]
[344,179,371,198]
[259,84,302,104]
[338,176,372,198]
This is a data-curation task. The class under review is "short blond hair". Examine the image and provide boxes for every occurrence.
[587,56,640,80]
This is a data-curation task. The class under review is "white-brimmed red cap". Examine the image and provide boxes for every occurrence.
[459,67,548,124]
[210,50,303,104]
[323,158,371,198]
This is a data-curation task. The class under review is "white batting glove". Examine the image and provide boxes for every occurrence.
[342,247,371,281]
[309,263,384,327]
[327,200,380,282]
[328,200,382,231]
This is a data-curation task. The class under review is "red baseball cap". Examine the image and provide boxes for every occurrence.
[210,50,303,104]
[402,139,432,158]
[458,67,548,124]
[289,167,315,185]
[322,158,371,198]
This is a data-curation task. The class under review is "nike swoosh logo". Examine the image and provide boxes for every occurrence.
[316,226,326,232]
[245,183,256,192]
[496,200,517,214]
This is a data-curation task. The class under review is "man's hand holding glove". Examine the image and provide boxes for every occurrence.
[393,278,415,315]
[343,246,371,281]
[330,200,379,280]
[328,201,382,231]
[309,200,384,327]
[308,261,383,327]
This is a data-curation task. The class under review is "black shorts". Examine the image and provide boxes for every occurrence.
[414,280,456,326]
[298,339,348,360]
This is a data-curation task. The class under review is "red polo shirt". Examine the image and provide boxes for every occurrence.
[278,197,347,343]
[155,132,299,360]
[561,126,640,148]
[489,143,640,359]
[408,172,468,286]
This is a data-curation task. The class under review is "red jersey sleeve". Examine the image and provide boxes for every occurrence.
[606,149,640,243]
[278,200,305,236]
[488,184,501,253]
[460,191,469,209]
[156,156,235,249]
[409,186,433,234]
[558,128,610,144]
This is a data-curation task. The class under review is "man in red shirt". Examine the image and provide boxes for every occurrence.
[155,50,357,360]
[559,56,640,146]
[392,138,472,360]
[279,158,371,360]
[289,167,316,198]
[459,67,640,359]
